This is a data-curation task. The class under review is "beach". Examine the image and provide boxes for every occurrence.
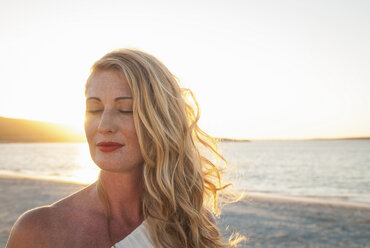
[1,175,370,248]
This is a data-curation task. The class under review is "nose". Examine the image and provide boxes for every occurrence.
[98,109,118,134]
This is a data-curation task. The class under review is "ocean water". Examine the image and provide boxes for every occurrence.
[0,143,98,183]
[218,140,370,205]
[0,140,369,205]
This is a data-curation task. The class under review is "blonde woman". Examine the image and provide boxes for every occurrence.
[7,48,242,248]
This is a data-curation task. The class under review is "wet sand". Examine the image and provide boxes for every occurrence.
[1,175,370,248]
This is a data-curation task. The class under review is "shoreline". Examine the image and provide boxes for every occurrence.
[0,171,90,185]
[243,191,370,210]
[1,173,369,210]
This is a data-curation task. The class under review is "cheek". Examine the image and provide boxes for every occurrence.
[122,120,141,151]
[84,118,96,143]
[126,121,139,140]
[84,120,98,163]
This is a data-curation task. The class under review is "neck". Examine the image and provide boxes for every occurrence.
[98,168,144,225]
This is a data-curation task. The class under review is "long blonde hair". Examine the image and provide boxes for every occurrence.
[89,48,243,248]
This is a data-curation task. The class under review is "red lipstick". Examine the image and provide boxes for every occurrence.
[97,142,124,152]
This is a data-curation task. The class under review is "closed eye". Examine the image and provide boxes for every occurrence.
[119,110,133,114]
[86,110,102,113]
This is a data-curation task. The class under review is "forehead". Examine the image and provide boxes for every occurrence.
[86,70,132,98]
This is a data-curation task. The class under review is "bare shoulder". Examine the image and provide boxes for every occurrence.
[6,183,102,248]
[6,206,59,248]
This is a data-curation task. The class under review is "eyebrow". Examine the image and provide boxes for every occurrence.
[86,96,133,102]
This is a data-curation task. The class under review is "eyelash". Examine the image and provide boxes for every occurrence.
[86,110,101,114]
[119,110,133,114]
[86,110,133,114]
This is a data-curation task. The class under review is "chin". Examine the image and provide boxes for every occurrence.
[94,160,143,174]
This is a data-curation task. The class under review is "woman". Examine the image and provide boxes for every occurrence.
[7,48,242,248]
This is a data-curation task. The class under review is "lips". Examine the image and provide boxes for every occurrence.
[97,141,124,152]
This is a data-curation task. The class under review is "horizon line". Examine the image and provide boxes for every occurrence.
[217,136,370,142]
[2,115,369,142]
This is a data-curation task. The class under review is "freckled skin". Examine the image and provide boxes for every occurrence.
[85,70,144,173]
[6,70,145,248]
[6,183,113,248]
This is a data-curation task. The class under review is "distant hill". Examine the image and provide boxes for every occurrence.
[0,117,86,142]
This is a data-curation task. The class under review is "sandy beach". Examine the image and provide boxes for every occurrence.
[1,175,370,248]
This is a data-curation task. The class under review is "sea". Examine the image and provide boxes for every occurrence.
[0,140,369,206]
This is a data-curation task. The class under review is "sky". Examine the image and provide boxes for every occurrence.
[1,0,369,140]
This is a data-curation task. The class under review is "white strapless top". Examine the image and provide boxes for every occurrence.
[112,220,156,248]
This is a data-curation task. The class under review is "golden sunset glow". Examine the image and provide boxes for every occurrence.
[1,0,369,140]
[72,144,99,184]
